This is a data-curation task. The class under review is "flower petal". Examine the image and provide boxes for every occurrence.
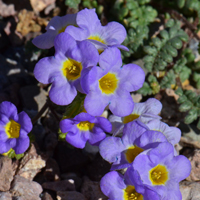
[0,101,18,121]
[100,171,125,200]
[17,111,32,133]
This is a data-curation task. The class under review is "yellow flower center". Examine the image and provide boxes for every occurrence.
[5,120,21,139]
[88,35,106,44]
[124,185,143,200]
[99,73,118,95]
[58,26,67,34]
[123,114,140,124]
[125,146,144,163]
[62,59,82,81]
[149,164,168,185]
[77,121,94,131]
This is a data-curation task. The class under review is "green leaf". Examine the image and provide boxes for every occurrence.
[184,108,198,124]
[179,101,193,112]
[177,0,185,8]
[184,114,195,124]
[160,30,169,40]
[138,82,152,96]
[65,0,81,9]
[175,88,183,96]
[177,95,187,103]
[152,37,162,48]
[15,153,24,160]
[143,55,154,63]
[179,66,191,82]
[171,38,183,49]
[161,52,173,63]
[169,26,178,38]
[143,46,157,55]
[165,19,174,28]
[165,45,178,57]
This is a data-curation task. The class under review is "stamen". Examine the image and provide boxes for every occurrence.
[123,185,143,200]
[149,164,168,185]
[62,59,82,81]
[99,73,118,95]
[77,121,94,131]
[5,120,21,139]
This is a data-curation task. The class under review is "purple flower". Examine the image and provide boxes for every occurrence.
[0,101,32,154]
[132,142,191,200]
[99,121,168,170]
[32,13,77,49]
[81,47,145,117]
[65,8,128,52]
[109,98,162,136]
[34,32,99,105]
[146,120,181,145]
[59,112,112,148]
[100,170,160,200]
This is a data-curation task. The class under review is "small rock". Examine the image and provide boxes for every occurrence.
[131,93,142,103]
[43,158,60,181]
[0,192,12,200]
[0,0,15,17]
[57,191,86,200]
[42,179,75,192]
[16,144,46,181]
[180,181,200,200]
[30,0,56,12]
[61,173,82,190]
[186,149,200,181]
[81,177,107,200]
[10,175,43,200]
[41,192,54,200]
[0,156,14,191]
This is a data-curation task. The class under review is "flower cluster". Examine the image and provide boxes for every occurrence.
[32,8,191,200]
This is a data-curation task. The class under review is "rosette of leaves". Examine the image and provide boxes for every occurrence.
[143,19,188,72]
[176,88,200,128]
[110,0,157,57]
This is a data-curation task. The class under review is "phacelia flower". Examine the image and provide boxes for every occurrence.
[99,121,168,170]
[146,120,181,146]
[109,98,162,136]
[65,8,128,52]
[132,142,191,200]
[81,47,145,117]
[100,170,160,200]
[32,13,77,49]
[0,101,32,154]
[59,112,112,148]
[34,32,99,105]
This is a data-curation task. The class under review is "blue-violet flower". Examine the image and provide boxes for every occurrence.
[132,142,191,200]
[32,13,77,49]
[34,32,99,105]
[60,112,112,148]
[81,47,145,117]
[99,121,168,170]
[0,101,32,154]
